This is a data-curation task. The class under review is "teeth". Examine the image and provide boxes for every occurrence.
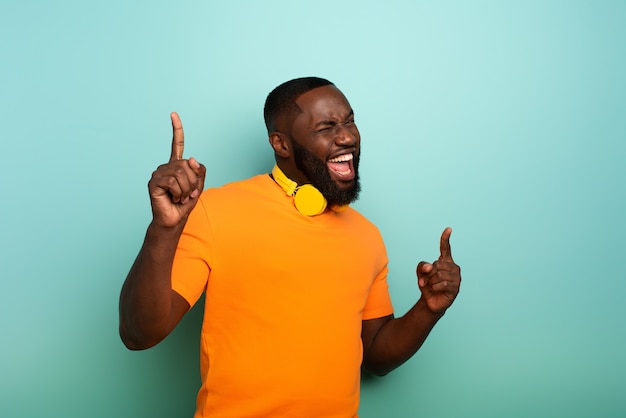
[329,153,353,163]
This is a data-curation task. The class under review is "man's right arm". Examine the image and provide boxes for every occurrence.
[119,112,206,350]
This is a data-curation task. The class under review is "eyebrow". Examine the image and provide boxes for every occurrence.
[313,109,354,128]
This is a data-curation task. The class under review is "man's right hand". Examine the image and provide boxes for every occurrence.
[148,112,206,228]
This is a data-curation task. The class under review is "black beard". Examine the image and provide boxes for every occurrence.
[291,140,361,206]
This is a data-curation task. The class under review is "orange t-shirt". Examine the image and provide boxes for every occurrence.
[172,174,394,418]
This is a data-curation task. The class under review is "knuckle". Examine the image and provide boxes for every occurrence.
[166,177,179,188]
[151,166,163,179]
[173,166,187,177]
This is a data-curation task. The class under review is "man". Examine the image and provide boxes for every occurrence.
[119,77,461,417]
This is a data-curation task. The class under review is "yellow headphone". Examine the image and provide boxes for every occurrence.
[272,165,347,216]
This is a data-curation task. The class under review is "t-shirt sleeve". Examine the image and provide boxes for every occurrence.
[171,196,213,308]
[362,263,394,321]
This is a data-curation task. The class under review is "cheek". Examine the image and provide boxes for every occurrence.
[310,137,335,158]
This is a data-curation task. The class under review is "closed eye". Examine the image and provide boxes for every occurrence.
[314,111,355,133]
[344,110,355,125]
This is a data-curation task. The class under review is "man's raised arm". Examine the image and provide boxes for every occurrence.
[362,228,462,375]
[119,112,206,350]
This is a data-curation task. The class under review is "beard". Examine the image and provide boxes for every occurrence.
[291,140,361,207]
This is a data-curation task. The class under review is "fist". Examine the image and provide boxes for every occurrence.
[148,112,206,228]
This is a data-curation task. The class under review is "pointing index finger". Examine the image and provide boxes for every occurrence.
[439,227,453,259]
[170,112,184,162]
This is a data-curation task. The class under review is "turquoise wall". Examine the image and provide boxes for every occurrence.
[2,1,625,417]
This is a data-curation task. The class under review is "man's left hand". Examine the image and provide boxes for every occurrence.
[417,227,461,314]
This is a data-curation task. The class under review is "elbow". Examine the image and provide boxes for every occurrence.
[119,321,160,351]
[372,368,392,377]
[120,333,147,351]
[361,357,397,377]
[119,327,145,351]
[119,330,160,351]
[363,364,394,377]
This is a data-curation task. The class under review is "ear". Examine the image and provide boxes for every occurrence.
[269,132,291,158]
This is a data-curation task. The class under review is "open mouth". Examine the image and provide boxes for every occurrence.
[327,153,355,181]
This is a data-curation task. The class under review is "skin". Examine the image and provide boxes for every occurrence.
[119,86,462,378]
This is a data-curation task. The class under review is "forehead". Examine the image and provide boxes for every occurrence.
[294,85,352,122]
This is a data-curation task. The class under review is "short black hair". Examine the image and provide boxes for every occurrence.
[264,77,334,134]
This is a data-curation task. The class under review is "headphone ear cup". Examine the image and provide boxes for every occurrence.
[272,165,327,216]
[294,184,327,216]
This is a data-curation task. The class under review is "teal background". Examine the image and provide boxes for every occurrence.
[1,1,625,417]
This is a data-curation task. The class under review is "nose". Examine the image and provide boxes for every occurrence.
[335,124,359,146]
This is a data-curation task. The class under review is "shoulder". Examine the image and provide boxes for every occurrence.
[340,206,377,228]
[201,174,273,199]
[337,207,385,241]
[195,173,283,219]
